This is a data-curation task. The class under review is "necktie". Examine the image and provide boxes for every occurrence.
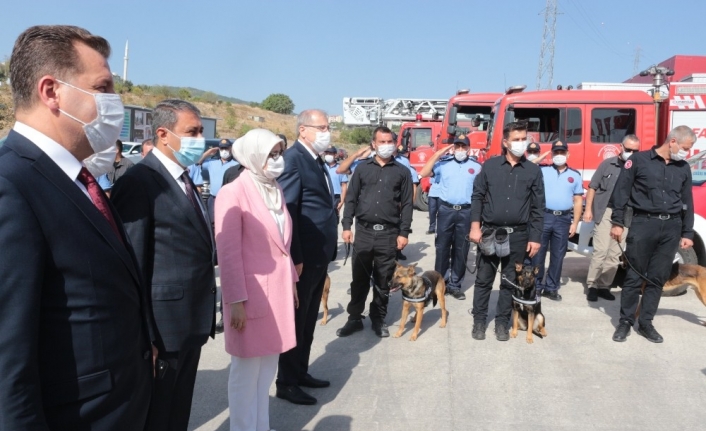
[317,157,334,199]
[77,167,123,243]
[181,171,209,231]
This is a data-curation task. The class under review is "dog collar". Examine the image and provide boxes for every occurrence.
[402,276,433,303]
[512,295,540,305]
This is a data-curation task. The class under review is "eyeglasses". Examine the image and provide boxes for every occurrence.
[269,150,283,159]
[304,124,330,132]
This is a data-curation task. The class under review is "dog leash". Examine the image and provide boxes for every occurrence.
[343,243,351,266]
[616,242,663,289]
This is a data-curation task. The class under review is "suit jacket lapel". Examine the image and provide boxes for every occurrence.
[142,153,212,248]
[242,173,289,254]
[25,145,142,286]
[294,141,332,200]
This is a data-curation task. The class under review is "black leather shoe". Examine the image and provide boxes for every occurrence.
[396,251,407,261]
[215,317,224,334]
[336,319,364,337]
[637,325,663,343]
[495,323,509,341]
[371,321,390,338]
[542,290,562,301]
[447,289,466,300]
[472,322,487,340]
[299,374,330,388]
[275,384,317,405]
[612,322,632,342]
[426,230,435,235]
[597,289,615,301]
[586,287,598,302]
[347,287,351,295]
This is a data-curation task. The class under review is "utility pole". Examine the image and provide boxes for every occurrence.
[536,0,558,90]
[632,46,642,77]
[123,40,129,82]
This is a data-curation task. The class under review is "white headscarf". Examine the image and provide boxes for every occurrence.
[232,129,284,212]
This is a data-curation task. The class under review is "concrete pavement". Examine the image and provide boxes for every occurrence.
[189,213,706,431]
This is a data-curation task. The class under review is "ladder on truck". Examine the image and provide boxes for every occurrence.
[342,97,447,126]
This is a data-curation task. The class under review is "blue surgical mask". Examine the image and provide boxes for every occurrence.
[166,129,205,167]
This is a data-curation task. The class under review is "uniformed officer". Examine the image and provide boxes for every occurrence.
[426,166,444,235]
[337,126,413,338]
[531,140,584,301]
[323,146,348,222]
[526,141,550,164]
[469,121,545,341]
[584,135,641,301]
[420,135,481,300]
[196,138,239,225]
[610,126,696,343]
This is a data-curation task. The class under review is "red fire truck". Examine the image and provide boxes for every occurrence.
[398,117,443,210]
[484,59,706,267]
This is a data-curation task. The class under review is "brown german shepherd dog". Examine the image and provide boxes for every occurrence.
[511,262,547,344]
[636,263,706,318]
[389,263,448,341]
[320,274,331,325]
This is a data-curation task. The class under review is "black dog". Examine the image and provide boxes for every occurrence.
[510,262,547,344]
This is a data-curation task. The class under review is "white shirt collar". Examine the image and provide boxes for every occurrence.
[152,146,187,181]
[299,139,319,160]
[13,121,83,181]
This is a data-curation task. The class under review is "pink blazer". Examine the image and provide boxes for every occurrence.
[214,172,297,358]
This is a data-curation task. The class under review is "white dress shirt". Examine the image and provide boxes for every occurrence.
[152,147,209,218]
[299,140,331,194]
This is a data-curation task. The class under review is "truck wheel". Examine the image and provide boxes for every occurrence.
[662,247,698,297]
[414,191,429,212]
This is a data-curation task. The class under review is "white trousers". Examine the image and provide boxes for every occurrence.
[228,354,278,431]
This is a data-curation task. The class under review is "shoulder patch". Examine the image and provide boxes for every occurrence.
[625,160,633,169]
[468,168,476,174]
[568,177,575,183]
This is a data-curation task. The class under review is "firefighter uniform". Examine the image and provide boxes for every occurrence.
[610,144,694,342]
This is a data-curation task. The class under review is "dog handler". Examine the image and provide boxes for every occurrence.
[468,121,545,341]
[337,126,413,338]
[609,126,695,343]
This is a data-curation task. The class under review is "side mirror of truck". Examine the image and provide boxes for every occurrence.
[448,106,458,125]
[447,125,456,135]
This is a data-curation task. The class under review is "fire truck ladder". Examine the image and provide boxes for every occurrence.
[342,97,447,126]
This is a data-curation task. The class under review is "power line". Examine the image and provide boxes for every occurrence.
[536,0,559,90]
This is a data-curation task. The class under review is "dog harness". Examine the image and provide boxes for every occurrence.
[511,294,541,305]
[402,276,433,303]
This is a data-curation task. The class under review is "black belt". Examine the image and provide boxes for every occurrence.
[484,223,528,233]
[439,199,471,210]
[334,194,341,198]
[545,208,572,216]
[358,221,399,231]
[633,211,681,220]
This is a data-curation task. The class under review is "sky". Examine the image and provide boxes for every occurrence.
[2,0,704,115]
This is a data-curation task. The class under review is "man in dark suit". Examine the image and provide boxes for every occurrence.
[0,25,152,430]
[276,109,338,405]
[111,99,216,431]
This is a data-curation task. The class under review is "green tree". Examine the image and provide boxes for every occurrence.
[178,88,191,100]
[202,91,218,104]
[340,127,374,145]
[261,93,294,115]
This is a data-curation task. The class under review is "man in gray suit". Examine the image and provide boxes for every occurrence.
[112,99,216,431]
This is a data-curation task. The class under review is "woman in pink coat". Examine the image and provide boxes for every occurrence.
[215,128,298,431]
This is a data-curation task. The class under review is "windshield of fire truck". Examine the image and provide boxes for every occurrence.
[688,151,706,186]
[407,128,433,150]
[502,107,582,145]
[456,106,492,129]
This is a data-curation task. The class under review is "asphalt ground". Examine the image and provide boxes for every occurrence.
[189,212,706,431]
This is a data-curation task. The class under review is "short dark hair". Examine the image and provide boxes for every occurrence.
[502,121,528,140]
[372,126,393,142]
[10,25,111,111]
[151,99,201,139]
[115,139,123,152]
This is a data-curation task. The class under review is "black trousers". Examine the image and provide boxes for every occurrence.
[472,229,529,325]
[333,194,341,224]
[277,262,328,386]
[145,346,202,431]
[435,205,472,291]
[620,216,682,327]
[428,196,440,232]
[347,225,398,322]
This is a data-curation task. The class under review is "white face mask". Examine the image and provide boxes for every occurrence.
[454,150,468,162]
[553,154,567,166]
[310,131,331,153]
[57,80,124,154]
[621,150,633,161]
[670,143,688,161]
[527,154,539,161]
[324,154,335,164]
[508,140,528,157]
[264,155,285,179]
[376,144,395,159]
[83,145,118,177]
[219,149,232,160]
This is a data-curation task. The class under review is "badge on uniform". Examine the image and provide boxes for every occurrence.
[625,160,633,169]
[568,177,574,183]
[468,168,475,174]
